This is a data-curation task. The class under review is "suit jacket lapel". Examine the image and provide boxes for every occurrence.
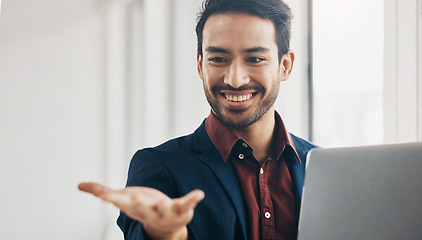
[288,134,309,219]
[193,122,248,239]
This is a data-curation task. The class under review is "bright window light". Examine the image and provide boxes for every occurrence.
[312,0,384,147]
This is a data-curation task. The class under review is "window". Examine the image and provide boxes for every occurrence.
[312,0,384,147]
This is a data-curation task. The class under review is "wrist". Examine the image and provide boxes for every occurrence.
[144,225,188,240]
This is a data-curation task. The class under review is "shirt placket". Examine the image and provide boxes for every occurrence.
[259,160,276,240]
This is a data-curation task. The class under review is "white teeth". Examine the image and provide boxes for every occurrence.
[224,93,253,102]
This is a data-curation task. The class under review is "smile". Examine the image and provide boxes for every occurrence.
[224,93,253,102]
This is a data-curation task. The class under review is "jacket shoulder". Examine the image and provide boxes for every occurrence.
[290,133,319,158]
[146,120,209,156]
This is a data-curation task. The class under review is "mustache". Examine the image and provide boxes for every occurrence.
[213,84,264,92]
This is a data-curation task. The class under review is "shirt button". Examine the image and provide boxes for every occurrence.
[260,168,264,175]
[238,153,244,160]
[242,142,248,148]
[264,212,271,219]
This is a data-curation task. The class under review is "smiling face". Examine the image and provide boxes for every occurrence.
[197,13,294,129]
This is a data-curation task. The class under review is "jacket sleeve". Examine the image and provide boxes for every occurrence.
[116,149,179,240]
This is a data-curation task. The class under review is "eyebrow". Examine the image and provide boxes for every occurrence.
[205,46,231,54]
[243,47,270,53]
[205,46,270,54]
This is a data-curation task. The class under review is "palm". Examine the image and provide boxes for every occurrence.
[78,182,204,239]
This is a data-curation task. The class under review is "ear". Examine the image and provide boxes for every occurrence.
[279,50,295,81]
[197,52,204,80]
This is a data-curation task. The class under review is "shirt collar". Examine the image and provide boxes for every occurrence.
[205,111,240,162]
[274,112,301,164]
[205,111,301,164]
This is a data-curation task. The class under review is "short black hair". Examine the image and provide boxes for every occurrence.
[195,0,293,62]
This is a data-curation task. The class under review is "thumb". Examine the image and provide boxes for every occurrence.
[174,189,205,213]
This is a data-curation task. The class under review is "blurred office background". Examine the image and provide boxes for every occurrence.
[0,0,420,239]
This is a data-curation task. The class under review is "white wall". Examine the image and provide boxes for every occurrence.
[0,0,109,239]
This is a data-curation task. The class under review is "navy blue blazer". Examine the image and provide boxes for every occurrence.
[117,120,317,240]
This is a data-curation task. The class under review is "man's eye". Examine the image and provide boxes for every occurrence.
[247,57,264,63]
[209,57,226,63]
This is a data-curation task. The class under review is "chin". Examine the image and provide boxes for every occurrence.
[218,111,260,129]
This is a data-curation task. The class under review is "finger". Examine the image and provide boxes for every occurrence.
[78,182,131,208]
[78,182,105,197]
[173,190,205,214]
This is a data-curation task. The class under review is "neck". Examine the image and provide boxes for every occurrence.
[231,109,276,164]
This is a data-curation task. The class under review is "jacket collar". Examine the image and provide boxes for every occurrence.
[193,121,248,239]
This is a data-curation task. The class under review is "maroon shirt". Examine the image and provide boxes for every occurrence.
[205,111,301,240]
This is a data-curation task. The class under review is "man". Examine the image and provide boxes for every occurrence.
[79,0,317,239]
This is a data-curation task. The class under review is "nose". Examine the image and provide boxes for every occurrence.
[224,61,250,88]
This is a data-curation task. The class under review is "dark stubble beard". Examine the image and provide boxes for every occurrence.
[203,80,281,129]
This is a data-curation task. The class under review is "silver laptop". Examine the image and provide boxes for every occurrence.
[298,142,422,240]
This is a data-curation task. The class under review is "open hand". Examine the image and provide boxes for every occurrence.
[78,182,204,240]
